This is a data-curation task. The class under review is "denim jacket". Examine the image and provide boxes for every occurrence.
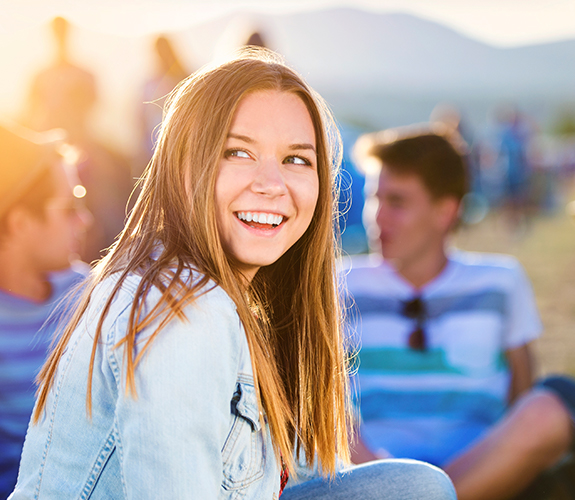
[10,272,282,499]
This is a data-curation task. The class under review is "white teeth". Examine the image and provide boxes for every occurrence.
[237,212,284,226]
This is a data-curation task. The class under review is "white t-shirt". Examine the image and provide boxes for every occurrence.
[345,250,542,466]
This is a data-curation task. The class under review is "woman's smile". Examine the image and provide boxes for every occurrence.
[235,211,285,229]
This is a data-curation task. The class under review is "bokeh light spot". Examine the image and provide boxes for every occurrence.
[73,184,87,198]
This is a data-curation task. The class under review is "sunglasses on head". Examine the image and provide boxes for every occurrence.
[402,296,427,351]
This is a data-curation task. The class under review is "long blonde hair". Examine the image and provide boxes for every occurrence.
[34,48,350,474]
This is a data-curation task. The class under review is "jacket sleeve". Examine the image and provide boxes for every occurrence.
[109,285,243,498]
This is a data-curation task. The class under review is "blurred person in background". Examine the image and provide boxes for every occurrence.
[24,16,96,144]
[484,104,536,235]
[347,126,575,500]
[498,106,533,225]
[23,16,132,263]
[244,30,267,48]
[136,34,191,178]
[338,124,369,255]
[430,104,489,226]
[0,124,89,498]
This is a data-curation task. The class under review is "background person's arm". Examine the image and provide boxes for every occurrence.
[350,435,391,464]
[505,343,535,404]
[503,258,542,404]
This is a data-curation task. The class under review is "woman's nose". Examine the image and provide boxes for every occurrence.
[251,159,288,197]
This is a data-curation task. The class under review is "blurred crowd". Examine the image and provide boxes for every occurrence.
[10,17,275,264]
[7,16,575,260]
[340,101,575,254]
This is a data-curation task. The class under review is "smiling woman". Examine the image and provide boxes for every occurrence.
[215,90,319,280]
[9,48,456,500]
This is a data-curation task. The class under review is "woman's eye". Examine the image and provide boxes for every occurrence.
[284,155,311,166]
[225,149,251,159]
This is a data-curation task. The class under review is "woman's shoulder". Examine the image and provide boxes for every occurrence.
[87,268,242,344]
[113,269,249,381]
[127,269,235,305]
[93,268,234,307]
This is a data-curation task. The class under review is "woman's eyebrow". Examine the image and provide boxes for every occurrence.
[289,143,316,153]
[227,133,254,143]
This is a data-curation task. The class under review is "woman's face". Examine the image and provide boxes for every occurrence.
[215,90,319,280]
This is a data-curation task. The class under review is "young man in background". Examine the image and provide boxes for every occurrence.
[0,125,90,497]
[347,126,574,500]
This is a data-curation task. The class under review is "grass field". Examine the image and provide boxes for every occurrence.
[454,207,575,378]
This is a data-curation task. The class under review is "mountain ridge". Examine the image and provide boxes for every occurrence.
[186,7,575,95]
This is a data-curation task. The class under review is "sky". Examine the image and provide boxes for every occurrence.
[2,0,575,47]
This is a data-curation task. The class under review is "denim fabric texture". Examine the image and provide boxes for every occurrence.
[282,459,457,500]
[9,272,281,499]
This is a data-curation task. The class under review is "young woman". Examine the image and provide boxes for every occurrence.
[10,49,456,499]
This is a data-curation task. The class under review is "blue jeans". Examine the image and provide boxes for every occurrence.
[282,459,457,499]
